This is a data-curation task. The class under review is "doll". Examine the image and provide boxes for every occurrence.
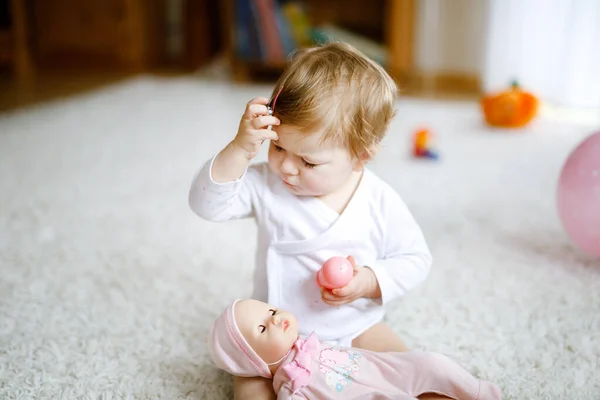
[208,299,502,399]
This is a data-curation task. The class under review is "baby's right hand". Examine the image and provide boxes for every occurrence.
[232,97,280,160]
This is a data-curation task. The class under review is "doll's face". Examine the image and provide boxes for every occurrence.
[234,299,299,365]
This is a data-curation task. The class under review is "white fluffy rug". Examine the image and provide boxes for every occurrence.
[1,75,599,400]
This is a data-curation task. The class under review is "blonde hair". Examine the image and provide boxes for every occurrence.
[270,42,398,160]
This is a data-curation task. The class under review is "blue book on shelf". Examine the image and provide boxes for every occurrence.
[274,0,297,58]
[235,0,262,61]
[236,0,298,63]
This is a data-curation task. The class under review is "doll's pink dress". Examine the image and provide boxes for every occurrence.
[272,333,501,400]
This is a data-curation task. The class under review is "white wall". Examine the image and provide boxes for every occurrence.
[482,0,600,108]
[415,0,489,76]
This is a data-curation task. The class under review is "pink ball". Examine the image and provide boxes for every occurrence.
[557,131,600,258]
[317,256,354,289]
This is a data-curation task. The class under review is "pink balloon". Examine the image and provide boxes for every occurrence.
[557,131,600,258]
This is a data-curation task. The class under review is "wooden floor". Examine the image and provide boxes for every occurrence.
[0,69,140,112]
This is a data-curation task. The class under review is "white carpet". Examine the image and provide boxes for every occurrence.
[0,75,599,400]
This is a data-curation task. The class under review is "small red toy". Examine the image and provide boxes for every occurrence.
[316,256,354,290]
[413,129,439,160]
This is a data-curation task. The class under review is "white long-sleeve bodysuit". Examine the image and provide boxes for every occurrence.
[189,155,432,345]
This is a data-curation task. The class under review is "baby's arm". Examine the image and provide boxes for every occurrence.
[213,96,278,182]
[188,156,259,222]
[368,188,433,304]
[188,97,279,222]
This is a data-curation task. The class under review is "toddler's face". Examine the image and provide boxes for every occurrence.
[267,124,358,197]
[235,299,299,365]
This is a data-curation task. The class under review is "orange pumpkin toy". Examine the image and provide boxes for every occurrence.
[481,81,539,128]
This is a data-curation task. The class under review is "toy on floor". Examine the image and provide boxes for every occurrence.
[209,299,503,399]
[481,80,539,128]
[557,131,600,258]
[413,129,439,160]
[316,256,354,289]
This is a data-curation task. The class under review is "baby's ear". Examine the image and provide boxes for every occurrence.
[353,146,377,169]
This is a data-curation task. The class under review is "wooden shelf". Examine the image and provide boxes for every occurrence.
[0,28,11,64]
[2,0,169,81]
[222,0,415,84]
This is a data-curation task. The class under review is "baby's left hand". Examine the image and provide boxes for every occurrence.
[320,256,381,306]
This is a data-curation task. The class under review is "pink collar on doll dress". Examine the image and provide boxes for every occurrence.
[281,332,320,393]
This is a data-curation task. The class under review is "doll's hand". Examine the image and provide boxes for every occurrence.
[232,97,280,160]
[320,256,382,306]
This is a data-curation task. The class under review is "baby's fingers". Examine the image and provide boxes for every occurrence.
[332,286,351,297]
[321,290,341,306]
[245,103,270,119]
[247,96,270,106]
[321,287,350,302]
[321,288,335,302]
[252,115,280,130]
[321,291,352,306]
[255,128,279,142]
[322,298,345,306]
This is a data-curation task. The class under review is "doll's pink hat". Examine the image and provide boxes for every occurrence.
[207,299,272,378]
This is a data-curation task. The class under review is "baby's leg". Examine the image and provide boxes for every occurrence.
[233,375,276,400]
[352,322,408,352]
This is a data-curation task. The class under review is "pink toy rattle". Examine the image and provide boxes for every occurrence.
[316,256,354,290]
